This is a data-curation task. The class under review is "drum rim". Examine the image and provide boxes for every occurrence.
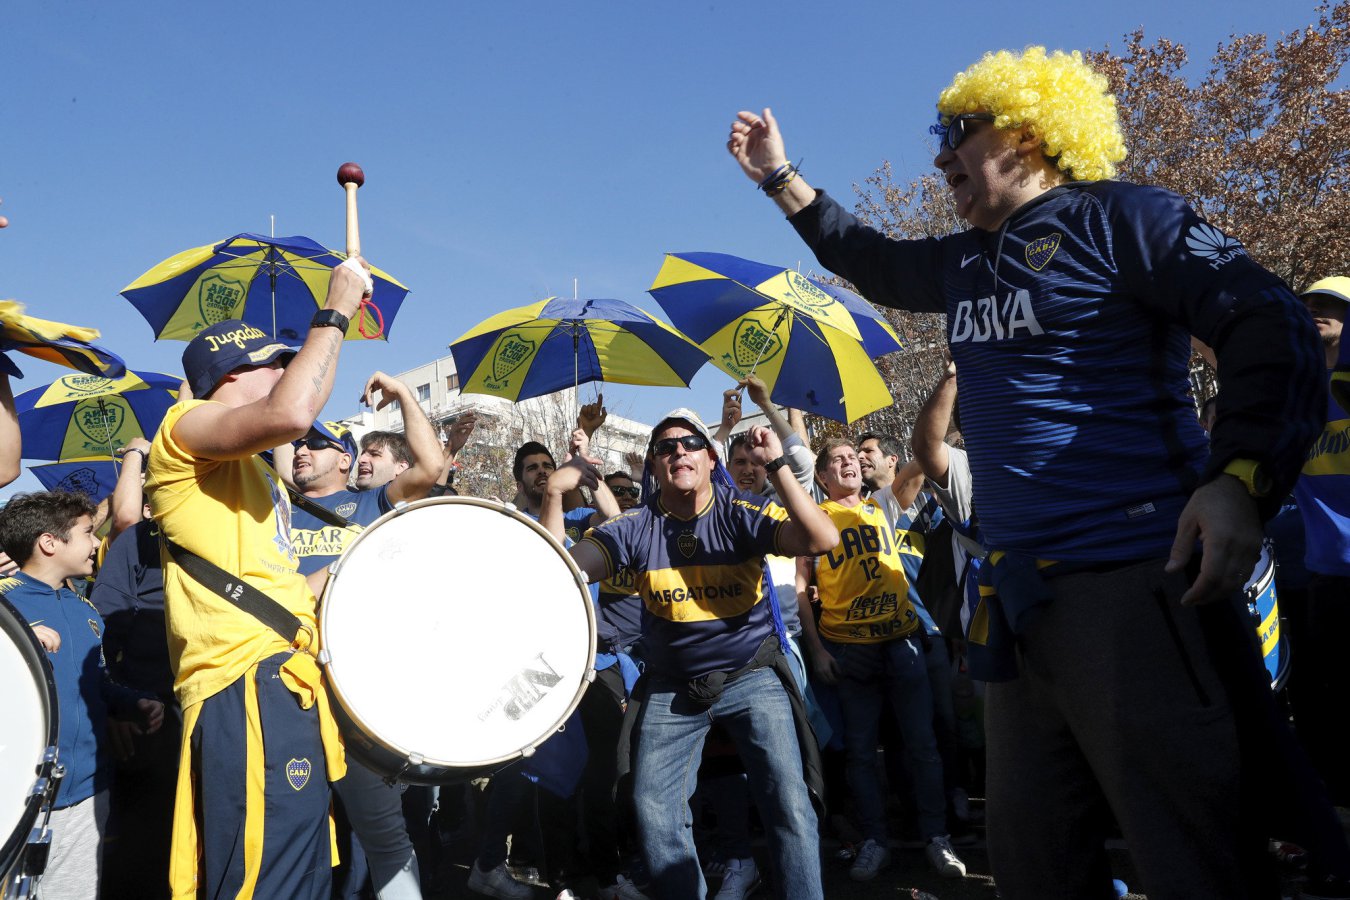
[318,495,599,773]
[0,595,59,876]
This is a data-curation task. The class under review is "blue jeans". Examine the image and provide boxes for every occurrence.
[825,634,946,841]
[634,667,823,900]
[333,756,422,899]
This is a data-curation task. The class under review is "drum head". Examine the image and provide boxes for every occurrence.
[0,597,57,877]
[320,498,596,772]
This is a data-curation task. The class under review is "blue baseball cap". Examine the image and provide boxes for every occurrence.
[182,319,298,399]
[312,420,358,459]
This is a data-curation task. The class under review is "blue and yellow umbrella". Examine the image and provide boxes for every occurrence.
[648,252,904,423]
[30,456,120,504]
[120,233,409,342]
[15,370,180,461]
[0,300,126,380]
[450,297,709,402]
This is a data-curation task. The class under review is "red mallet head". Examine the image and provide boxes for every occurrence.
[337,162,365,187]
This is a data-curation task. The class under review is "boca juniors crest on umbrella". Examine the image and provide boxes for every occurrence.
[648,252,903,423]
[120,233,409,342]
[29,456,119,503]
[16,370,180,460]
[450,297,709,402]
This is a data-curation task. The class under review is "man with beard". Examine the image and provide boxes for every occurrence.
[854,430,973,836]
[286,372,442,900]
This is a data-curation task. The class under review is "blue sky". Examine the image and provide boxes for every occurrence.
[1,0,1334,496]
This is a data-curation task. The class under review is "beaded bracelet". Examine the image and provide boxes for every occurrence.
[760,159,803,198]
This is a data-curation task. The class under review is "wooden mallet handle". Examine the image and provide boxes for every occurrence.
[337,162,365,258]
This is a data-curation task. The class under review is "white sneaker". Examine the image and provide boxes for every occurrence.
[714,857,760,900]
[926,835,967,878]
[849,838,890,882]
[467,859,535,899]
[600,874,651,900]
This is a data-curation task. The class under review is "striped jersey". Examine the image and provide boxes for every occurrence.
[793,183,1322,560]
[581,482,786,680]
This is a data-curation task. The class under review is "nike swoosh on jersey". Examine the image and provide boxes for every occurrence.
[961,253,981,268]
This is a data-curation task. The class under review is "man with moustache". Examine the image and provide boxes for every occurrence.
[285,373,442,900]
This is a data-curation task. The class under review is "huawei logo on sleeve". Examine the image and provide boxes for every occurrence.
[1185,223,1247,269]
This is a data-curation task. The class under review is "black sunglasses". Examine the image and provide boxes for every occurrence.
[652,434,711,457]
[293,436,343,452]
[940,113,996,152]
[609,485,641,498]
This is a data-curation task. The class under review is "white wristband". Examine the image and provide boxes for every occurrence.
[338,257,374,296]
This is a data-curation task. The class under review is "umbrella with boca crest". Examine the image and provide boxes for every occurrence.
[120,233,408,342]
[449,297,709,404]
[15,370,180,461]
[29,456,120,504]
[647,252,904,423]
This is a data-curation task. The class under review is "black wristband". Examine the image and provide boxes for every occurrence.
[123,447,147,470]
[764,455,790,475]
[311,309,350,332]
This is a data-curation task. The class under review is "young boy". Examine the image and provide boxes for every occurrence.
[0,491,163,899]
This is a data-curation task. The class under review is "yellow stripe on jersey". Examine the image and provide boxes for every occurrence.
[240,667,266,897]
[1303,418,1350,477]
[639,562,764,623]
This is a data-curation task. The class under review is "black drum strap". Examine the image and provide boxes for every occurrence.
[286,487,356,530]
[162,537,310,648]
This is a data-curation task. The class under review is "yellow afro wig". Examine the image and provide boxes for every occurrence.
[937,47,1127,182]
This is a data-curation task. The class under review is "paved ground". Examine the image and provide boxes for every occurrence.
[425,831,1147,899]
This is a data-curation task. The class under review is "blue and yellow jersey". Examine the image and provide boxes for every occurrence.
[581,482,786,680]
[596,564,643,651]
[1294,365,1350,576]
[145,400,316,709]
[795,184,1321,561]
[814,498,919,644]
[289,486,392,576]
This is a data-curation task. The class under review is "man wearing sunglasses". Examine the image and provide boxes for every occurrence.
[280,373,442,900]
[543,409,838,900]
[728,47,1329,900]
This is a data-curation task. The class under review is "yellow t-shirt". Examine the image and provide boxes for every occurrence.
[145,400,317,709]
[814,498,919,644]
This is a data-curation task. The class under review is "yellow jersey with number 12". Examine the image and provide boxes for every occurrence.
[814,498,919,644]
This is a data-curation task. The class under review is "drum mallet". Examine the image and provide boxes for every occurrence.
[337,161,364,258]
